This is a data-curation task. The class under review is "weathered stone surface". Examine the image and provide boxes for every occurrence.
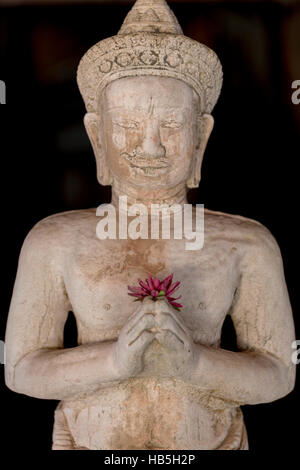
[5,0,295,450]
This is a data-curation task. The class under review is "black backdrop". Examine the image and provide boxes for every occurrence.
[0,0,299,453]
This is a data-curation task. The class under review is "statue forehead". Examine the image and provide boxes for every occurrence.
[100,76,196,110]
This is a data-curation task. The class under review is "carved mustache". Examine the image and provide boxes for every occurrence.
[121,150,168,169]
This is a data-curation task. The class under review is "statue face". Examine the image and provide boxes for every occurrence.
[99,76,199,189]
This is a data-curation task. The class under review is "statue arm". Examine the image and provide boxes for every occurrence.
[5,221,119,401]
[190,226,296,405]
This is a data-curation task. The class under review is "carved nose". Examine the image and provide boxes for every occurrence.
[138,119,166,159]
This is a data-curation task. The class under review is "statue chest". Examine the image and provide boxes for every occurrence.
[63,237,240,345]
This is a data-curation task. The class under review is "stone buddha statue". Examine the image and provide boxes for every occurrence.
[5,0,295,450]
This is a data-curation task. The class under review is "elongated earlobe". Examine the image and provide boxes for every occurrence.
[187,114,214,189]
[84,113,113,186]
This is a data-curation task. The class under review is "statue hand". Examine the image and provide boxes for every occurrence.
[113,297,156,379]
[154,298,195,379]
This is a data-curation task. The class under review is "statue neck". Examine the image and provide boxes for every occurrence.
[111,178,188,209]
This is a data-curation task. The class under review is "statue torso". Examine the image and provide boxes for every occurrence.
[49,207,252,449]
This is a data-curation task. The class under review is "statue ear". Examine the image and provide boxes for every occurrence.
[187,114,214,189]
[84,113,113,186]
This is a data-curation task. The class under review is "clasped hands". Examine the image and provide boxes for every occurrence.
[113,297,195,380]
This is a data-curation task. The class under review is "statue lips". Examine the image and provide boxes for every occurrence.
[122,151,169,174]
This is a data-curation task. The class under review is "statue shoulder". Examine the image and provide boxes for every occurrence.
[21,208,97,259]
[203,208,281,257]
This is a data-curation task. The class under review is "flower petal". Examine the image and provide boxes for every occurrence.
[166,281,180,296]
[161,274,173,290]
[128,286,146,295]
[169,301,183,309]
[151,290,159,297]
[166,295,182,302]
[138,279,151,294]
[147,276,155,291]
[128,293,146,299]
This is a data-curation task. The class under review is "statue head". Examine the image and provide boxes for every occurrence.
[77,0,223,190]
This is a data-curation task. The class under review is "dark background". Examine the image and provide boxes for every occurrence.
[0,0,299,452]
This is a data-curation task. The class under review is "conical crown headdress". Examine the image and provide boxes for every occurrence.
[119,0,182,34]
[77,0,223,114]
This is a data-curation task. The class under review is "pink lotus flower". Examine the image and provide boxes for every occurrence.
[128,274,182,310]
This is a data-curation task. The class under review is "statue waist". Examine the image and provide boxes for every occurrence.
[52,377,247,450]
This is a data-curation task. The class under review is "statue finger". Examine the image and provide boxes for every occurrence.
[126,299,156,329]
[157,320,190,351]
[156,310,189,337]
[128,330,155,351]
[126,313,155,339]
[155,330,183,352]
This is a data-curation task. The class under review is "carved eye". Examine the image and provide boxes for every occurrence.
[113,120,140,129]
[161,120,183,129]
